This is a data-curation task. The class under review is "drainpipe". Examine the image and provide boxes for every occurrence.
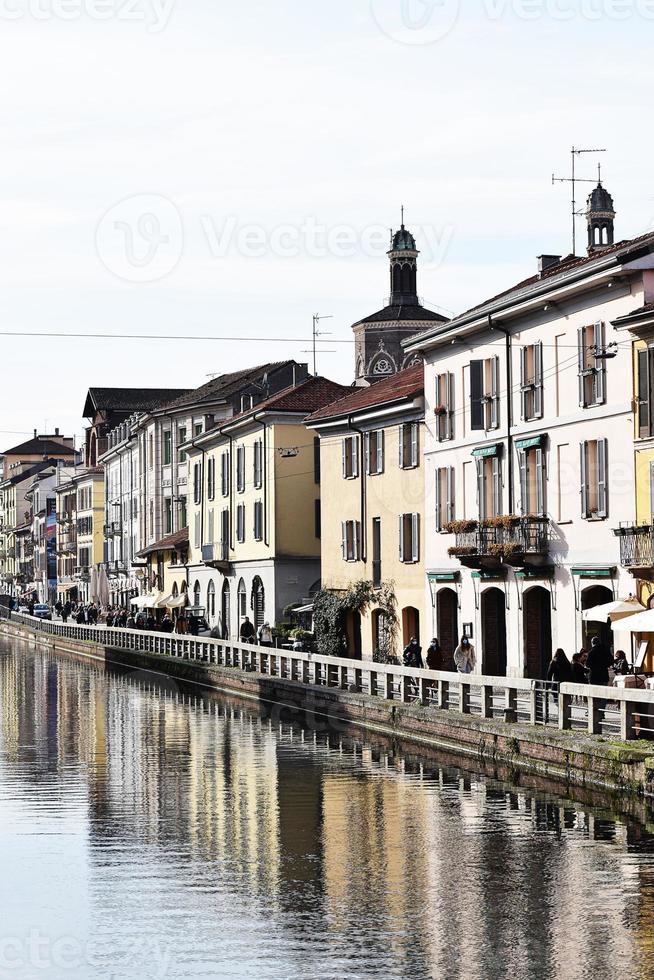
[347,415,367,562]
[489,315,514,515]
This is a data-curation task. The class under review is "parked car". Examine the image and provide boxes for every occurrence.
[18,605,30,614]
[32,604,52,620]
[185,606,210,635]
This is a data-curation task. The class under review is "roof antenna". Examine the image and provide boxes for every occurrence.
[401,204,405,228]
[552,145,606,255]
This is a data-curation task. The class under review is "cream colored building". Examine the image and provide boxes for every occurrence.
[308,365,426,661]
[55,468,105,604]
[185,376,348,635]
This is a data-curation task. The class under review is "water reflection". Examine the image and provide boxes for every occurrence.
[1,635,654,979]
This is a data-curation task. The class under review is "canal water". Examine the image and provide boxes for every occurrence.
[1,637,654,980]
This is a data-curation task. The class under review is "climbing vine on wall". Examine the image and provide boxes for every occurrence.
[312,580,398,659]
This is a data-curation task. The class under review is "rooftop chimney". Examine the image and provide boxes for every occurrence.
[538,255,561,275]
[55,427,59,436]
[33,428,37,438]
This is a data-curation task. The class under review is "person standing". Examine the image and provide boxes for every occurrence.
[258,622,273,647]
[62,601,71,624]
[426,638,442,671]
[547,649,572,684]
[570,652,588,685]
[240,616,256,643]
[454,636,476,674]
[585,636,614,686]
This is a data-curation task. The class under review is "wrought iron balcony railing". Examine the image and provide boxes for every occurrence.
[446,517,550,567]
[614,524,654,567]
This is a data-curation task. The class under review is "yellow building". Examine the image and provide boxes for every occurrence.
[134,528,190,617]
[55,467,105,604]
[308,364,426,661]
[184,376,348,636]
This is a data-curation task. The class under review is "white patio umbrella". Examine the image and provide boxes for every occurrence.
[98,567,110,608]
[90,566,99,603]
[611,608,654,633]
[582,597,645,622]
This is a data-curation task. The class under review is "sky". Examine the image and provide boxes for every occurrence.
[0,0,653,449]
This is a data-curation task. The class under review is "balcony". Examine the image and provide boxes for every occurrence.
[445,516,551,570]
[103,521,122,536]
[614,524,654,573]
[201,542,231,572]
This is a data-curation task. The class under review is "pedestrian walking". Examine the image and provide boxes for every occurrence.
[257,622,273,647]
[403,637,423,669]
[454,636,476,674]
[426,637,442,671]
[240,616,256,643]
[546,648,572,685]
[586,636,614,685]
[62,601,71,624]
[570,652,588,685]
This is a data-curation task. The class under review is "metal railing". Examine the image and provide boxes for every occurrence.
[1,607,653,741]
[614,524,654,567]
[453,518,550,557]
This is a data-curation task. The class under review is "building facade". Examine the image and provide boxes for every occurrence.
[184,376,348,636]
[405,191,654,677]
[55,468,105,605]
[309,366,427,660]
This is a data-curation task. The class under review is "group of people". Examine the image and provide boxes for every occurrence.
[239,618,276,647]
[402,635,476,673]
[55,600,100,625]
[547,635,626,687]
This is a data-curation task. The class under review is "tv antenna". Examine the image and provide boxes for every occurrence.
[311,313,333,376]
[552,146,606,255]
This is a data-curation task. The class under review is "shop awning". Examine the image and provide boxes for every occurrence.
[166,594,187,609]
[293,603,314,614]
[471,444,501,458]
[428,572,459,583]
[571,567,615,578]
[515,434,546,451]
[130,594,159,609]
[611,609,654,633]
[582,597,644,623]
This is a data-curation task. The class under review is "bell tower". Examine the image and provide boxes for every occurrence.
[587,181,616,253]
[388,207,420,305]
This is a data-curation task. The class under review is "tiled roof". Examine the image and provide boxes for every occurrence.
[353,303,448,328]
[2,460,60,487]
[2,437,76,457]
[223,376,351,427]
[307,364,423,422]
[160,362,292,412]
[137,528,189,558]
[83,387,189,417]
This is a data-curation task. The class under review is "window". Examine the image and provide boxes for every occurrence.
[637,346,654,438]
[236,503,245,542]
[341,520,361,561]
[578,322,606,407]
[193,462,202,505]
[435,467,455,531]
[207,508,214,546]
[207,457,215,501]
[435,373,454,441]
[207,581,216,620]
[581,439,608,519]
[399,422,419,469]
[399,513,420,563]
[164,497,173,534]
[149,434,154,468]
[365,430,384,475]
[520,343,543,420]
[236,446,246,492]
[518,445,545,515]
[314,437,321,484]
[193,580,201,607]
[220,508,230,559]
[470,357,500,430]
[253,440,263,489]
[221,451,230,496]
[78,546,90,570]
[194,511,201,548]
[177,426,187,462]
[179,496,187,528]
[241,394,254,413]
[314,499,321,539]
[342,436,359,479]
[149,500,154,536]
[254,501,263,541]
[194,423,203,436]
[476,455,502,519]
[163,430,172,466]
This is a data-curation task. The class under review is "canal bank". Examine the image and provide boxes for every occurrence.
[3,615,654,800]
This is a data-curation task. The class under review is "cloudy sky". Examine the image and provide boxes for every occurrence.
[1,0,652,447]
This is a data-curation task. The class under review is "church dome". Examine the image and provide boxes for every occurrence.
[391,225,417,251]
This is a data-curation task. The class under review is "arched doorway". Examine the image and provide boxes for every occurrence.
[207,581,216,624]
[581,584,613,652]
[481,588,507,676]
[523,586,552,680]
[252,576,265,629]
[193,580,201,608]
[237,578,247,633]
[437,589,458,668]
[372,609,392,660]
[221,581,231,640]
[402,606,420,646]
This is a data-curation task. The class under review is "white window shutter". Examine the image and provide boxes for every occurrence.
[534,342,543,418]
[598,439,608,517]
[492,456,501,517]
[435,470,442,531]
[399,424,405,467]
[341,522,346,559]
[411,424,418,466]
[364,433,370,475]
[352,438,359,478]
[519,450,527,515]
[399,514,404,561]
[447,373,454,439]
[342,439,347,478]
[355,521,361,560]
[520,347,526,420]
[448,467,455,522]
[412,513,420,562]
[378,430,384,473]
[578,328,586,407]
[595,321,606,404]
[536,447,544,516]
[476,458,483,517]
[580,442,589,517]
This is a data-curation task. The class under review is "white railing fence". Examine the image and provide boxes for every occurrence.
[1,607,652,741]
